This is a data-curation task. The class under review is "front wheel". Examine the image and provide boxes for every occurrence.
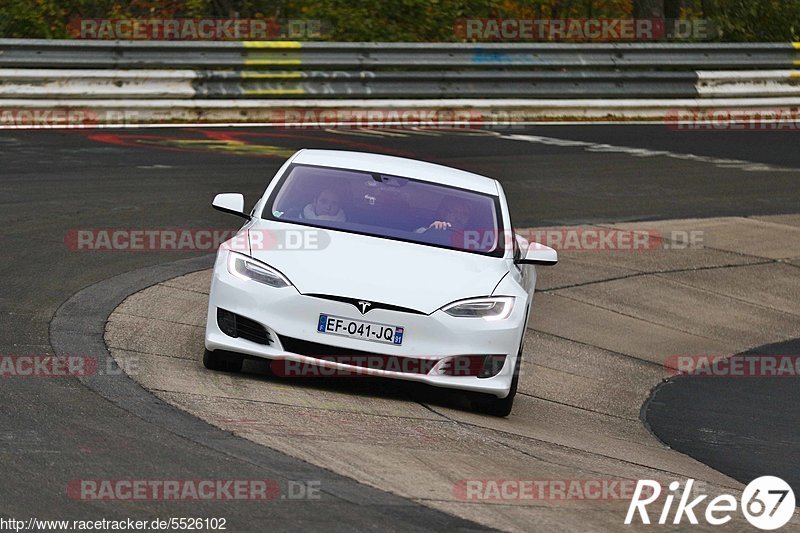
[470,339,523,417]
[203,349,244,373]
[471,363,519,417]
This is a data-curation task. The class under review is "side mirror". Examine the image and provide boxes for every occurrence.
[516,242,558,266]
[212,193,250,220]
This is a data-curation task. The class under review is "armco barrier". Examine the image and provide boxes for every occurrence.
[0,69,706,99]
[1,40,798,69]
[3,69,800,99]
[1,39,799,124]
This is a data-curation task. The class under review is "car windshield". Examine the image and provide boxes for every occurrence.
[266,164,502,255]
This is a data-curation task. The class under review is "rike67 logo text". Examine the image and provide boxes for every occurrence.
[625,477,796,530]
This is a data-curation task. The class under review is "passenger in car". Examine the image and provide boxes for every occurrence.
[302,189,347,222]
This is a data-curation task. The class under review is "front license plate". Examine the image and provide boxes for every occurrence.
[317,314,404,345]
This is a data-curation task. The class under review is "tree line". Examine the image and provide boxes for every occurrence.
[1,0,797,42]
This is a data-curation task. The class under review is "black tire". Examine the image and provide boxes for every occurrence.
[470,336,525,417]
[471,363,519,417]
[203,349,244,373]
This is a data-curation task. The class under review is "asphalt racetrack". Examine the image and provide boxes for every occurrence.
[1,125,799,530]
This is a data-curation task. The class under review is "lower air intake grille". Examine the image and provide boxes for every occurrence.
[217,308,272,345]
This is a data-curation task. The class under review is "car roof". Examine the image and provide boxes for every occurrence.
[291,149,499,196]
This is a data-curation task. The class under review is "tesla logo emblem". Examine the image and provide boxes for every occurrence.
[356,301,372,314]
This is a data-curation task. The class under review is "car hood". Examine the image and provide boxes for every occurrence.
[246,221,509,314]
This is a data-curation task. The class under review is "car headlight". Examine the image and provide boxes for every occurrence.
[442,297,515,320]
[227,252,292,288]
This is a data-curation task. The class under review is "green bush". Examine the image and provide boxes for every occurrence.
[0,0,797,41]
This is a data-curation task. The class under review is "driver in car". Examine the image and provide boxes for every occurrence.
[416,197,471,233]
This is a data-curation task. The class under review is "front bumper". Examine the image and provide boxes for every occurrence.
[204,252,525,397]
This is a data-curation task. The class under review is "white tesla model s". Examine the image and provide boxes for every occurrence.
[204,149,556,416]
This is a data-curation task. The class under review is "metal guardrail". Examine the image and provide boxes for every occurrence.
[204,71,700,99]
[0,69,706,98]
[0,39,798,69]
[1,40,799,123]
